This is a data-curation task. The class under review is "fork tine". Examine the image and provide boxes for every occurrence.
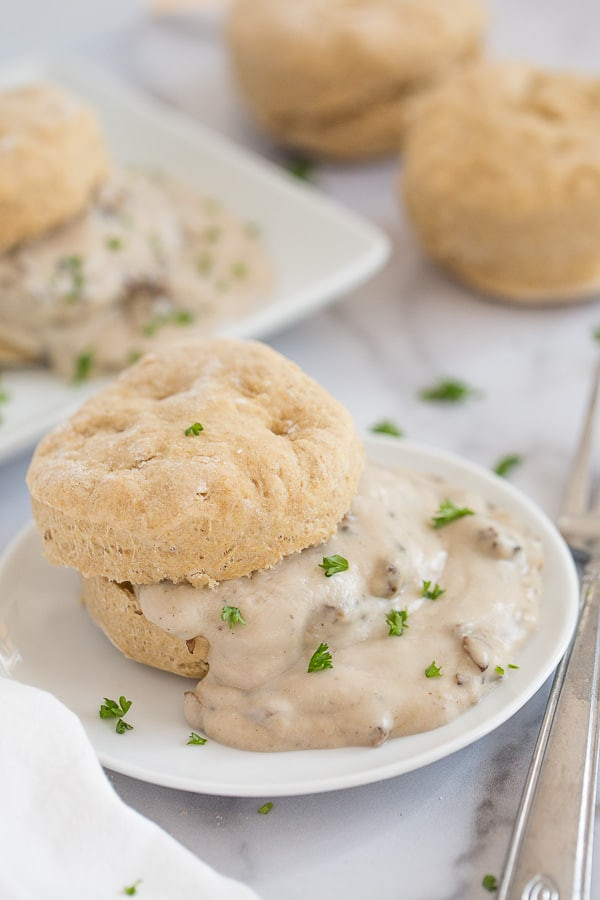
[561,355,600,517]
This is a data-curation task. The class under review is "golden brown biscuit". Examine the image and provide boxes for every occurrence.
[402,62,600,303]
[27,338,364,587]
[0,83,109,251]
[82,576,209,678]
[226,0,486,160]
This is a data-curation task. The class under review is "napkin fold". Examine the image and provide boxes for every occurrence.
[0,678,260,900]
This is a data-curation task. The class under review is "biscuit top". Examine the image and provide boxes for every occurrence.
[227,0,486,118]
[0,84,87,142]
[27,339,364,586]
[404,62,600,216]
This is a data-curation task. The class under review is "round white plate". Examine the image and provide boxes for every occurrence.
[0,436,579,797]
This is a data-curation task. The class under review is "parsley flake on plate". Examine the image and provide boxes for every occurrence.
[184,422,204,436]
[0,382,9,423]
[386,608,408,636]
[308,642,333,672]
[370,419,403,437]
[431,499,474,529]
[493,454,522,478]
[425,661,443,678]
[57,254,85,303]
[99,695,134,734]
[594,325,600,343]
[508,663,520,670]
[495,665,505,676]
[319,554,349,577]
[221,605,246,629]
[106,236,124,252]
[482,873,498,892]
[421,580,445,600]
[286,158,315,181]
[257,801,273,815]
[72,350,94,384]
[187,731,208,745]
[122,879,142,896]
[419,378,479,403]
[143,308,195,337]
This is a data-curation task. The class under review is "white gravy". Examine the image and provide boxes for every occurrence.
[137,463,543,752]
[0,169,273,376]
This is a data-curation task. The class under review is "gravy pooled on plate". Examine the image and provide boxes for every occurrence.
[136,463,543,751]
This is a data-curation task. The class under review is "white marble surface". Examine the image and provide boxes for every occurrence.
[1,2,600,898]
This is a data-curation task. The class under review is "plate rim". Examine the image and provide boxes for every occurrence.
[0,435,580,796]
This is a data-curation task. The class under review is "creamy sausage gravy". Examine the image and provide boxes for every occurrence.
[135,462,543,752]
[0,169,273,377]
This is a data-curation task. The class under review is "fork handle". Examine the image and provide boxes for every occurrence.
[498,561,600,900]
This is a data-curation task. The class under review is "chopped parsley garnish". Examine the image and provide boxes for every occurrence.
[201,225,221,243]
[0,382,8,423]
[231,261,248,279]
[72,350,94,384]
[122,880,142,896]
[221,605,246,629]
[187,731,207,745]
[493,454,522,478]
[495,665,505,676]
[286,158,315,181]
[319,554,349,577]
[184,422,204,436]
[196,252,213,274]
[425,661,443,678]
[508,663,519,670]
[419,378,478,403]
[99,695,134,734]
[482,873,498,892]
[370,419,403,437]
[57,254,85,303]
[143,309,195,337]
[257,801,273,815]
[386,608,408,636]
[126,350,143,366]
[307,642,333,672]
[431,499,475,529]
[422,580,445,600]
[594,325,600,343]
[106,236,124,252]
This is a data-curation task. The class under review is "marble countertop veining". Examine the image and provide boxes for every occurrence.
[0,2,599,898]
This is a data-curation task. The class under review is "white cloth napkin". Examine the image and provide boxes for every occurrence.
[0,678,260,900]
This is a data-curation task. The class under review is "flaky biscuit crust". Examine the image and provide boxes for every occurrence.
[0,83,109,251]
[403,62,600,302]
[226,0,485,159]
[28,339,364,586]
[82,576,209,678]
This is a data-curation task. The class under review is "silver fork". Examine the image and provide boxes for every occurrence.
[498,357,600,900]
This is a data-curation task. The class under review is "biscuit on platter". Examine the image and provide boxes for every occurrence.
[27,338,364,587]
[0,83,109,251]
[82,576,209,678]
[225,0,486,160]
[402,62,600,303]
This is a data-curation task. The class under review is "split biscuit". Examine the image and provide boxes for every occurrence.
[82,576,209,678]
[402,62,600,303]
[0,83,109,251]
[226,0,486,160]
[27,338,364,587]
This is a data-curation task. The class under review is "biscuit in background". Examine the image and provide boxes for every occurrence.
[402,61,600,304]
[0,83,109,252]
[225,0,487,161]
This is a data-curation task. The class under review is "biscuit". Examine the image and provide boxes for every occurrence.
[82,576,209,678]
[226,0,486,160]
[27,338,364,586]
[402,62,600,303]
[0,83,109,251]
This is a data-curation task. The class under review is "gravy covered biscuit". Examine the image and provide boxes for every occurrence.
[402,62,600,302]
[0,83,109,252]
[226,0,486,160]
[27,338,364,587]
